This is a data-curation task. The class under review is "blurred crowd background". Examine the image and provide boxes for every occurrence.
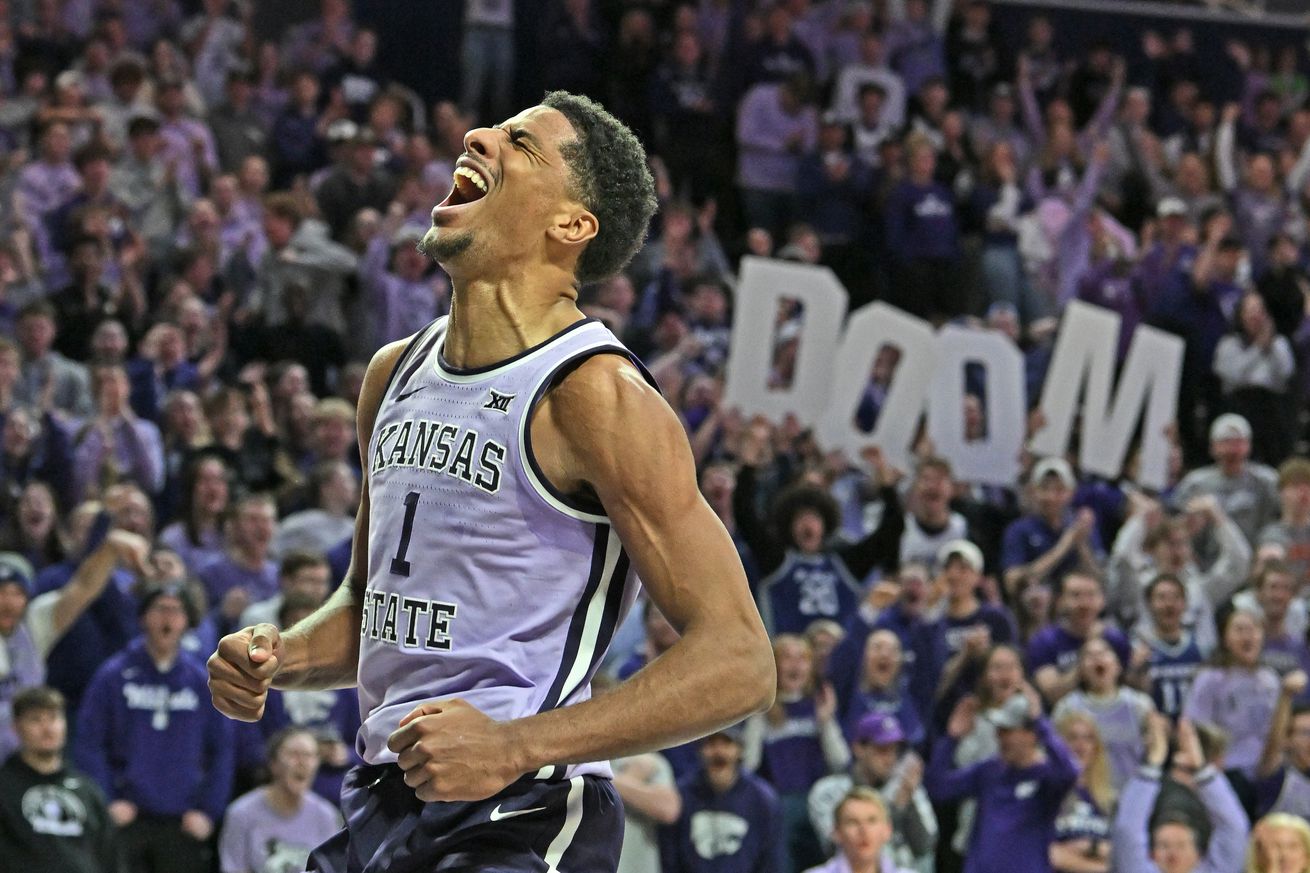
[4,1,1310,873]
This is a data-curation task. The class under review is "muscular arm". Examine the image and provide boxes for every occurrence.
[387,355,775,798]
[500,354,775,768]
[270,338,409,691]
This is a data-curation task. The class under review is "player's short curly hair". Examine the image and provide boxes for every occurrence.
[541,91,657,284]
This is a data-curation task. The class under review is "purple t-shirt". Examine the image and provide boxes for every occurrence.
[218,788,341,873]
[1026,624,1131,676]
[197,555,280,607]
[1183,666,1280,775]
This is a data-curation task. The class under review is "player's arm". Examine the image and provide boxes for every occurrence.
[512,354,776,754]
[208,337,407,719]
[388,354,776,799]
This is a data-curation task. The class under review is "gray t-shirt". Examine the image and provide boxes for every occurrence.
[218,788,342,873]
[614,753,675,873]
[1173,464,1279,545]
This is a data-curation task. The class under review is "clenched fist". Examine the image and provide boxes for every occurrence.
[207,623,284,722]
[387,699,524,802]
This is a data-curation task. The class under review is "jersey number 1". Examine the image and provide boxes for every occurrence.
[390,491,419,576]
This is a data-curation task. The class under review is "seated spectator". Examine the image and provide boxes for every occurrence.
[1131,573,1208,721]
[1258,459,1310,587]
[1028,570,1131,705]
[1051,711,1116,873]
[1255,671,1310,819]
[1002,458,1103,595]
[1052,636,1156,790]
[0,531,148,759]
[744,634,850,873]
[927,688,1080,873]
[0,686,117,873]
[1112,717,1248,873]
[217,727,342,873]
[664,724,785,873]
[75,583,234,873]
[802,787,914,873]
[1184,608,1281,784]
[808,713,936,872]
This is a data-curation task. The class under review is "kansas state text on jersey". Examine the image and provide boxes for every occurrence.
[356,316,653,780]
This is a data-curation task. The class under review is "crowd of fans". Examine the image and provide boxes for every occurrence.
[3,1,1310,872]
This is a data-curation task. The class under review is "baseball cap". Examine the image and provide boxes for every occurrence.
[938,539,983,573]
[326,119,359,144]
[1032,457,1076,489]
[0,553,34,596]
[855,713,905,746]
[986,692,1035,730]
[1210,413,1251,443]
[1156,197,1188,218]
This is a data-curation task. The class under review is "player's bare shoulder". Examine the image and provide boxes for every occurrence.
[532,352,691,503]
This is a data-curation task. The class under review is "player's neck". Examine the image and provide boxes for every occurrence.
[443,274,585,371]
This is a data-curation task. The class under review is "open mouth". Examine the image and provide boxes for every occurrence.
[438,162,491,211]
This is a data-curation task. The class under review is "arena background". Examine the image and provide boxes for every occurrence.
[4,1,1310,872]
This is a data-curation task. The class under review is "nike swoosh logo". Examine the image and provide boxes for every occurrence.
[489,804,547,822]
[395,386,427,402]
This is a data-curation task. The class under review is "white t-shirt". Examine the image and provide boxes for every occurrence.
[0,592,61,678]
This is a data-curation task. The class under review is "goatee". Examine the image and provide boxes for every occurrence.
[417,228,474,261]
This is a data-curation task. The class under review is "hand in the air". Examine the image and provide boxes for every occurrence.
[387,699,523,802]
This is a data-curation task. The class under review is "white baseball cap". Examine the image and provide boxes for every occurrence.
[1031,457,1076,489]
[1210,413,1252,443]
[938,539,984,573]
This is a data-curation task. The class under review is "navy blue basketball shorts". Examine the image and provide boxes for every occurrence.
[306,764,625,873]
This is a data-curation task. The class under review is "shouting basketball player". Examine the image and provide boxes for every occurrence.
[207,91,776,873]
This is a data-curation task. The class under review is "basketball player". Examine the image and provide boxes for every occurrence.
[207,91,776,873]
